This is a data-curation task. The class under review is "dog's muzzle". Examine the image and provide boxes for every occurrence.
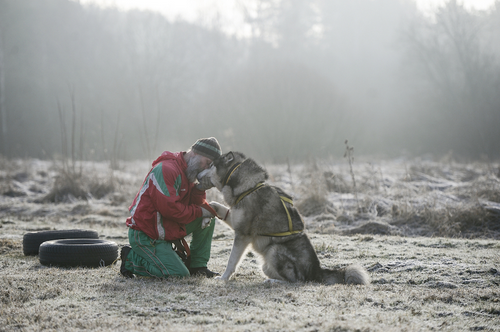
[196,167,215,191]
[197,168,211,182]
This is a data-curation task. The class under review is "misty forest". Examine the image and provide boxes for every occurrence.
[1,0,500,162]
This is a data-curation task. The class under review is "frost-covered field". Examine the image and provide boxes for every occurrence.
[0,156,499,331]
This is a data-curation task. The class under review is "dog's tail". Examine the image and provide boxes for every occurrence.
[320,264,370,285]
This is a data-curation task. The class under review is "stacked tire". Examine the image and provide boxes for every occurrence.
[23,229,118,267]
[23,229,99,255]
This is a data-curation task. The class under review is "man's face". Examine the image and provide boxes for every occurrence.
[198,155,213,171]
[186,154,213,183]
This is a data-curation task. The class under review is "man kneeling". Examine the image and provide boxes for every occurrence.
[120,137,221,279]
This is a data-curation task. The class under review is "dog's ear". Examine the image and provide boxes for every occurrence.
[215,151,234,167]
[225,151,234,165]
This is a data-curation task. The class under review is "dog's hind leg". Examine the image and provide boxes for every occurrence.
[218,234,251,281]
[261,246,298,283]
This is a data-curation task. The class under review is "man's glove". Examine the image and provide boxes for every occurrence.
[201,218,212,229]
[196,169,214,191]
[200,207,215,229]
[201,207,214,218]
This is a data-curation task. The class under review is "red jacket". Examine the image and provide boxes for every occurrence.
[125,151,205,241]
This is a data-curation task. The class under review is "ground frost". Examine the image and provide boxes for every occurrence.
[0,157,499,331]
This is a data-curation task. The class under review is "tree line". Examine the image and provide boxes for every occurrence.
[0,0,499,163]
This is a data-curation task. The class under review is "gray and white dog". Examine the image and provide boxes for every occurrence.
[202,151,370,285]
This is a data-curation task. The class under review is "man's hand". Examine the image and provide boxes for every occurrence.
[200,207,215,229]
[201,207,214,218]
[201,217,212,229]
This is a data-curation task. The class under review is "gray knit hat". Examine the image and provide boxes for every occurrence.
[191,137,222,161]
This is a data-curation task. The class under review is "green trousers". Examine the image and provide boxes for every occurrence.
[124,217,216,278]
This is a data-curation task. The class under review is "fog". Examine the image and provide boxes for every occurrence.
[0,0,499,163]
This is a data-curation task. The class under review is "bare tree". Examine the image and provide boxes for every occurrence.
[401,0,500,156]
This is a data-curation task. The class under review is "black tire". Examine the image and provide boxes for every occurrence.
[39,239,118,267]
[23,229,99,256]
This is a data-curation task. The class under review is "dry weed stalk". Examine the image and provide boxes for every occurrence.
[286,157,294,191]
[47,91,116,203]
[100,109,123,170]
[344,139,360,211]
[57,90,84,176]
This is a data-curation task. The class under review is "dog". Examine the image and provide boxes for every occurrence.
[201,151,370,285]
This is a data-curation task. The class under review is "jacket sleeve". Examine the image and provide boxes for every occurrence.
[149,162,203,224]
[190,187,207,206]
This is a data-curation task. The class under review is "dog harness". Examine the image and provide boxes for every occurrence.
[234,182,303,237]
[222,162,242,186]
[234,182,265,205]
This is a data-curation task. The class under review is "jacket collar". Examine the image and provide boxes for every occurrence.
[152,151,187,170]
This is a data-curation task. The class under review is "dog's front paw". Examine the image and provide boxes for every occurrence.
[214,274,230,281]
[209,201,229,218]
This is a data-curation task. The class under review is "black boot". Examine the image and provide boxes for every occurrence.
[189,267,220,278]
[120,246,135,279]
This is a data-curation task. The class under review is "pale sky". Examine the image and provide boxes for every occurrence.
[76,0,497,36]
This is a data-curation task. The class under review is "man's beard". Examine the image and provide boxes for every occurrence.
[186,154,204,183]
